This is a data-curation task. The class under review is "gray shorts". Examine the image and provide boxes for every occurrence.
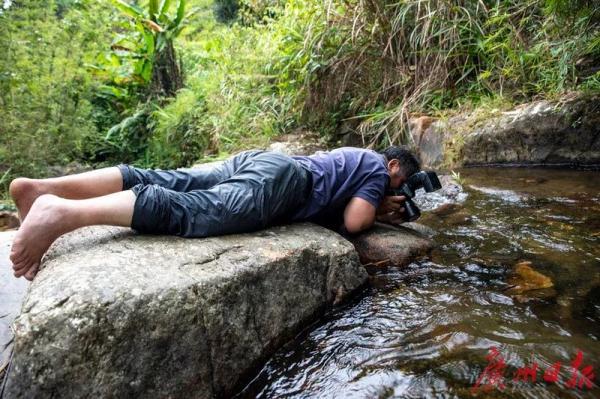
[118,151,312,237]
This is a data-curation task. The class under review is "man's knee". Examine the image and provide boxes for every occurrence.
[130,184,177,235]
[117,164,147,191]
[129,184,236,238]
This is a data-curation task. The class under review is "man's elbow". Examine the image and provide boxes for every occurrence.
[343,197,377,234]
[344,217,374,234]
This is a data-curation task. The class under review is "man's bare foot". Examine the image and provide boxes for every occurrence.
[10,194,73,281]
[9,178,45,221]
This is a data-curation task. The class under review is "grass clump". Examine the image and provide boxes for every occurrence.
[291,0,600,146]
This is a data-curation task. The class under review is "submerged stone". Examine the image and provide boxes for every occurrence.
[506,260,554,295]
[443,210,473,226]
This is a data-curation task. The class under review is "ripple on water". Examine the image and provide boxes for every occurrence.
[469,185,527,203]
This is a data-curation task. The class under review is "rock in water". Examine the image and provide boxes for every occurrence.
[408,116,445,168]
[5,224,367,398]
[506,261,554,294]
[349,223,434,270]
[414,175,468,212]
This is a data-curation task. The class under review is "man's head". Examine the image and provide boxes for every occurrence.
[381,146,421,189]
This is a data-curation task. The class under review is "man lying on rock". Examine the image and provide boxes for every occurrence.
[8,146,420,280]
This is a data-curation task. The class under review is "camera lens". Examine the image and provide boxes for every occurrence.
[403,199,421,222]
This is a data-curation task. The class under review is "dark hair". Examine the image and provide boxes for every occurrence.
[381,146,421,177]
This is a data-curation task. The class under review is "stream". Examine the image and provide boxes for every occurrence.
[238,167,600,398]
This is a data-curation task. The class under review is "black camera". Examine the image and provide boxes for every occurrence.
[385,171,442,222]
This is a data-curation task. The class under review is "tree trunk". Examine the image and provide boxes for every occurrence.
[149,40,183,98]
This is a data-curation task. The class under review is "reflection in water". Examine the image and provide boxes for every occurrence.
[240,168,600,398]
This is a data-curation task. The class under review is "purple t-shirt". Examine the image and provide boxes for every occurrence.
[291,147,389,222]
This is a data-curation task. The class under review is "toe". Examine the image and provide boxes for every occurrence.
[9,245,27,261]
[14,261,33,277]
[12,258,30,271]
[10,250,28,265]
[11,249,32,270]
[24,263,39,281]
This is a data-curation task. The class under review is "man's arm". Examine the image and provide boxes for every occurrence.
[343,197,377,234]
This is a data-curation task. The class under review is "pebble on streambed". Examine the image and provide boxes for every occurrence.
[504,260,556,302]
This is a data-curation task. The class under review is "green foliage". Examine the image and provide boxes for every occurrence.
[213,0,238,22]
[544,0,598,18]
[0,0,115,193]
[85,104,154,164]
[1,0,598,198]
[76,0,192,169]
[172,6,305,153]
[279,0,600,146]
[104,0,187,91]
[149,89,213,168]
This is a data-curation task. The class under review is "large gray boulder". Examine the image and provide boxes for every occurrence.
[409,94,600,168]
[5,224,367,398]
[409,116,447,169]
[460,94,600,166]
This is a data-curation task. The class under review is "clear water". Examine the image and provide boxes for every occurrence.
[239,168,600,398]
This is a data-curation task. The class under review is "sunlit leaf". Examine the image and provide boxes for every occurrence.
[174,0,186,26]
[159,0,173,18]
[141,60,153,82]
[143,31,156,57]
[149,0,159,20]
[109,0,143,19]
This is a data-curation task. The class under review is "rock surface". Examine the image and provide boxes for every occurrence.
[410,94,600,168]
[5,224,367,398]
[267,130,327,155]
[409,116,446,168]
[460,94,600,167]
[348,223,434,270]
[0,231,28,390]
